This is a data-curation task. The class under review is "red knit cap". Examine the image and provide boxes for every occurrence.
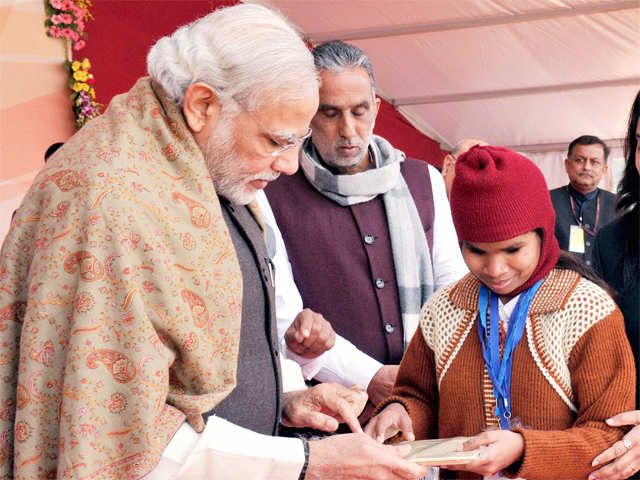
[450,145,559,296]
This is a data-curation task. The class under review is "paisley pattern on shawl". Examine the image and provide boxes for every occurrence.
[0,77,243,479]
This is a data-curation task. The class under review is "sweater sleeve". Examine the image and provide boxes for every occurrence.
[506,310,636,480]
[375,326,439,441]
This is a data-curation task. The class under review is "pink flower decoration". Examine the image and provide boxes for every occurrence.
[51,13,73,25]
[61,0,75,10]
[50,0,63,8]
[48,26,62,38]
[60,28,79,41]
[73,39,86,50]
[71,6,84,20]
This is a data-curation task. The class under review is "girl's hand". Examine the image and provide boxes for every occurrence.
[364,402,415,444]
[446,430,524,477]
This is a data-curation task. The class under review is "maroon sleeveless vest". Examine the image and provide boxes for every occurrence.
[265,158,434,364]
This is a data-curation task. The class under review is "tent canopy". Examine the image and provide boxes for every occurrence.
[263,0,639,154]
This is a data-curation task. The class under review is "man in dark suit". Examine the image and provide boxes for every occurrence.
[549,135,616,266]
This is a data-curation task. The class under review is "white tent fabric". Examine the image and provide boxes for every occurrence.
[260,0,640,190]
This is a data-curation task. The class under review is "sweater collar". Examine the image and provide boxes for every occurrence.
[449,268,581,315]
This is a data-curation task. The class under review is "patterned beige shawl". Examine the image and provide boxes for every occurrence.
[0,78,243,479]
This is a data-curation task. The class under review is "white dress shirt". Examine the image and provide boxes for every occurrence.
[144,351,307,479]
[144,416,305,480]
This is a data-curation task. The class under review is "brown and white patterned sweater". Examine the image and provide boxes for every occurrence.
[381,268,636,480]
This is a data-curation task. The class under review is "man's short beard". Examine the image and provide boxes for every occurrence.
[203,112,279,205]
[326,148,367,169]
[318,124,375,171]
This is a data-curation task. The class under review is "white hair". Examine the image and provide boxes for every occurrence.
[147,4,318,110]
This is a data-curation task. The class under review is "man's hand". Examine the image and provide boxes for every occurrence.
[306,433,429,480]
[285,308,335,358]
[282,383,368,433]
[589,410,640,480]
[367,365,399,407]
[364,402,415,444]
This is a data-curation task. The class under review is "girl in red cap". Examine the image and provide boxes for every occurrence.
[365,145,635,479]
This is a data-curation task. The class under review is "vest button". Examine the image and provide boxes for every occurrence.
[364,234,375,245]
[375,278,385,289]
[384,323,395,334]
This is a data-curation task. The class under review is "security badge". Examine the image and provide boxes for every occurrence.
[568,224,585,254]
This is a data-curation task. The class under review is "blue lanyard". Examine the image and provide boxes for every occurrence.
[477,279,543,429]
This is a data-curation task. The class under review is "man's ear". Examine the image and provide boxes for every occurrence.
[182,83,222,134]
[442,154,455,175]
[374,95,381,120]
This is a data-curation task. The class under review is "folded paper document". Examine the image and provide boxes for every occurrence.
[399,436,483,466]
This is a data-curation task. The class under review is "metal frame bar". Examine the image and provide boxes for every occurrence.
[393,77,640,106]
[306,0,638,43]
[507,138,624,153]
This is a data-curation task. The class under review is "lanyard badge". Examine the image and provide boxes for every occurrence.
[568,187,601,237]
[477,279,543,429]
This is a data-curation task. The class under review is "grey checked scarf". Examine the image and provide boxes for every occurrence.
[299,135,434,348]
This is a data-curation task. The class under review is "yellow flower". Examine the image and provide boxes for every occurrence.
[89,88,96,99]
[81,58,91,70]
[71,61,81,72]
[72,82,84,92]
[73,70,88,82]
[82,83,90,92]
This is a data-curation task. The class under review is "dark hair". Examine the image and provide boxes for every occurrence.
[555,250,615,296]
[533,229,614,295]
[567,135,610,162]
[617,90,640,213]
[615,89,640,256]
[44,142,64,162]
[311,41,375,92]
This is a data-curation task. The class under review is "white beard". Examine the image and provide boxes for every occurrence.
[203,115,279,205]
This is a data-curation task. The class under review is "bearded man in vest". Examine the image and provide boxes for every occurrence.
[266,41,467,414]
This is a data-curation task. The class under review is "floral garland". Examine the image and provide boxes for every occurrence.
[45,0,92,50]
[68,58,100,127]
[45,0,101,128]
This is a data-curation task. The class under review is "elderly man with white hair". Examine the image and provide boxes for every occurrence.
[0,5,427,480]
